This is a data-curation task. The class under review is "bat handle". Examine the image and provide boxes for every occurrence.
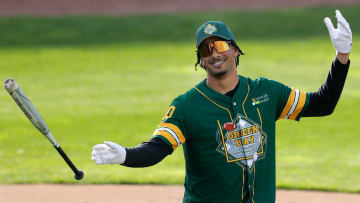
[54,146,84,180]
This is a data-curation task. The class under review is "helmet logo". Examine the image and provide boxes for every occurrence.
[204,24,217,35]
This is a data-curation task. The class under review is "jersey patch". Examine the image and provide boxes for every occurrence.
[252,93,270,106]
[203,23,217,35]
[216,114,267,173]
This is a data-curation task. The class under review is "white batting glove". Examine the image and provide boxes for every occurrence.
[91,141,126,165]
[324,10,352,53]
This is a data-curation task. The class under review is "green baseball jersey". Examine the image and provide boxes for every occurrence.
[153,75,310,203]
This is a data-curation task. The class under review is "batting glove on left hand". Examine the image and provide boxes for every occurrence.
[324,10,352,53]
[91,141,126,165]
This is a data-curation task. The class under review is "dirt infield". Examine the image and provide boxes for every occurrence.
[1,184,360,203]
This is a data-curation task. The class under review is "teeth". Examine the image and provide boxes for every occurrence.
[214,61,223,65]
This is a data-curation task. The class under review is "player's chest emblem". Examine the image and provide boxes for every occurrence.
[252,93,270,106]
[216,114,267,173]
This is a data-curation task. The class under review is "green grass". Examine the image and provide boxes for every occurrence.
[0,6,360,192]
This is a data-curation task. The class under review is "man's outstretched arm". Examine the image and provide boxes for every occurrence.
[303,10,352,117]
[303,55,350,117]
[91,137,171,167]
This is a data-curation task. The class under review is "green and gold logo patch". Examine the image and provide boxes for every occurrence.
[204,24,217,35]
[216,114,267,173]
[252,94,270,106]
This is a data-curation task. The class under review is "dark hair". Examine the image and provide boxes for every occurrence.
[194,42,245,71]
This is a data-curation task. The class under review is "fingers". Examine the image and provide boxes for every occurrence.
[94,157,103,165]
[335,10,345,21]
[104,141,122,150]
[335,10,352,35]
[324,10,352,36]
[91,152,103,165]
[92,144,107,151]
[335,10,341,18]
[324,17,335,34]
[92,144,109,165]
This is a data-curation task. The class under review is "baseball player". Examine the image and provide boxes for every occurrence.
[92,10,352,203]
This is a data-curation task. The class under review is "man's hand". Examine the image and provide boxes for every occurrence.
[324,10,352,54]
[92,141,126,165]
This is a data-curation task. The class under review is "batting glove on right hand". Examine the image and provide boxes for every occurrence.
[91,141,126,165]
[324,10,352,53]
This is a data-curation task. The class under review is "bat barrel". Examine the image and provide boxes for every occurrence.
[55,146,84,180]
[4,78,50,136]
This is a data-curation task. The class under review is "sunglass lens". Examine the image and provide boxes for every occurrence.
[198,41,229,57]
[214,41,229,53]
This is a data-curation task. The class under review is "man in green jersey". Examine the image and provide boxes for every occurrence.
[92,10,352,202]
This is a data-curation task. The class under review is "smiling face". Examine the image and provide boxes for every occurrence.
[199,36,239,78]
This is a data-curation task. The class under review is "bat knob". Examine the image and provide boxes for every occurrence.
[74,170,84,180]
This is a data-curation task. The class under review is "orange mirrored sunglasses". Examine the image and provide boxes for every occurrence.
[199,41,231,58]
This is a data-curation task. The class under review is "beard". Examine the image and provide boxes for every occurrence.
[207,68,227,77]
[205,56,230,78]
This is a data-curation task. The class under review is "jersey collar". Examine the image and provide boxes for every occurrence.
[195,75,249,106]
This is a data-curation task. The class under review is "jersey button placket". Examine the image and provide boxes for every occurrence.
[231,100,241,118]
